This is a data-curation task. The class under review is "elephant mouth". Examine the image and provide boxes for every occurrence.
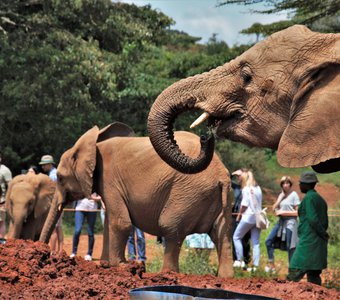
[203,111,243,137]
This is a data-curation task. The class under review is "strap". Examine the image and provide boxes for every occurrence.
[248,187,259,213]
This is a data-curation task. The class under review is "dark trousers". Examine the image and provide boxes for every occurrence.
[287,269,322,285]
[232,217,251,264]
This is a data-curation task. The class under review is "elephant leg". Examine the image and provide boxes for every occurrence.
[107,220,131,265]
[161,237,184,272]
[102,192,132,265]
[210,213,233,278]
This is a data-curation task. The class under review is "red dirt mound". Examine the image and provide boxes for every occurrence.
[0,239,339,299]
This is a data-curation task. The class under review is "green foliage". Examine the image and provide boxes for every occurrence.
[216,140,276,190]
[180,247,217,275]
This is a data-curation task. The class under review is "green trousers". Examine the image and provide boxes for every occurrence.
[287,269,322,285]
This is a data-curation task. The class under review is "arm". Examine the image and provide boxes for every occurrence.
[276,204,299,217]
[273,192,284,211]
[236,205,247,222]
[305,197,328,240]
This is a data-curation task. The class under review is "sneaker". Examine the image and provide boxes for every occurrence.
[84,254,92,261]
[233,260,245,268]
[70,253,76,258]
[264,266,276,273]
[247,267,257,272]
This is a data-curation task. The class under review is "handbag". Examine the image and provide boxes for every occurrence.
[249,188,270,230]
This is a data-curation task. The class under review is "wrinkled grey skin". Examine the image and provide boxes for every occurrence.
[6,173,55,241]
[40,122,234,278]
[148,25,340,174]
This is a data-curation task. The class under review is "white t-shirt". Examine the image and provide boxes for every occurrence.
[75,198,98,211]
[278,191,300,211]
[240,185,262,223]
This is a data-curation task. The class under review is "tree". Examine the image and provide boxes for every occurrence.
[217,0,340,25]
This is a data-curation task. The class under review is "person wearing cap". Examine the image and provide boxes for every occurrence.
[287,171,328,285]
[231,169,251,267]
[39,154,63,255]
[0,150,12,242]
[39,155,57,181]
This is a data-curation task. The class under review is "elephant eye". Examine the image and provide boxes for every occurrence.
[242,72,252,84]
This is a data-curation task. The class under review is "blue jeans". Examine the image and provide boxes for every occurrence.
[265,222,295,263]
[127,226,146,261]
[233,220,261,267]
[72,211,97,256]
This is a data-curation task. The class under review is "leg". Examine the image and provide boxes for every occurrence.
[72,211,84,255]
[162,237,183,272]
[49,229,57,255]
[285,228,296,263]
[56,225,64,254]
[242,230,251,265]
[233,220,254,262]
[287,269,307,282]
[127,226,136,260]
[86,211,97,256]
[306,270,322,285]
[135,227,146,261]
[0,220,6,239]
[210,213,233,277]
[250,226,261,267]
[231,217,238,261]
[265,223,280,264]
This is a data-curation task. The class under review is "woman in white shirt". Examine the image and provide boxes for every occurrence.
[265,176,300,272]
[233,170,262,271]
[70,193,102,261]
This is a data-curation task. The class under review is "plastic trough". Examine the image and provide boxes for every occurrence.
[129,285,280,300]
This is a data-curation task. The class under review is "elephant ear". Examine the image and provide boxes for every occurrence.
[34,174,55,218]
[97,122,135,143]
[278,63,340,170]
[69,126,99,198]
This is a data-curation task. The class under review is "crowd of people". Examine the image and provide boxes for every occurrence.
[0,147,329,285]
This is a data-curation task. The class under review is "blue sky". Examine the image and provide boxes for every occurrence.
[117,0,288,45]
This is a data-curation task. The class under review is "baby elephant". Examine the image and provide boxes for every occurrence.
[6,173,55,241]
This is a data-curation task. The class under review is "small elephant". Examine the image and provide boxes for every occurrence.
[148,25,340,174]
[40,122,233,277]
[6,173,55,241]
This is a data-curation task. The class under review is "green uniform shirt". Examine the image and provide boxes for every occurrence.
[289,189,328,270]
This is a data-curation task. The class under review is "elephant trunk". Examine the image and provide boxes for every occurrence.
[10,220,24,239]
[39,192,63,243]
[147,76,215,174]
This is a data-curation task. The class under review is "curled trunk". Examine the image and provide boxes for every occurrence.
[39,194,62,243]
[147,78,215,174]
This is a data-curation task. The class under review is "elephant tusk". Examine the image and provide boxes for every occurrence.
[190,112,210,129]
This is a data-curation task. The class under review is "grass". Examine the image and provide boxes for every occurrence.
[145,214,340,290]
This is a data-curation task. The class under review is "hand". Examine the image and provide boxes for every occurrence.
[275,210,282,216]
[91,193,102,201]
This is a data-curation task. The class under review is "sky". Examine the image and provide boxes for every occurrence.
[117,0,288,45]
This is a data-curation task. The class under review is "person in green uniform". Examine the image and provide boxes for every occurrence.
[287,171,328,285]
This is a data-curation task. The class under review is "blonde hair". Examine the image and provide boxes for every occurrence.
[240,170,258,188]
[280,176,293,187]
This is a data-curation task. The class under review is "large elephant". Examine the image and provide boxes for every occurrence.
[147,25,340,174]
[40,122,233,277]
[6,173,55,241]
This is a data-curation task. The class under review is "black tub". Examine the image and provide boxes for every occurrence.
[129,285,280,300]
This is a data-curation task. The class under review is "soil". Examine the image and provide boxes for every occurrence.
[1,238,339,300]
